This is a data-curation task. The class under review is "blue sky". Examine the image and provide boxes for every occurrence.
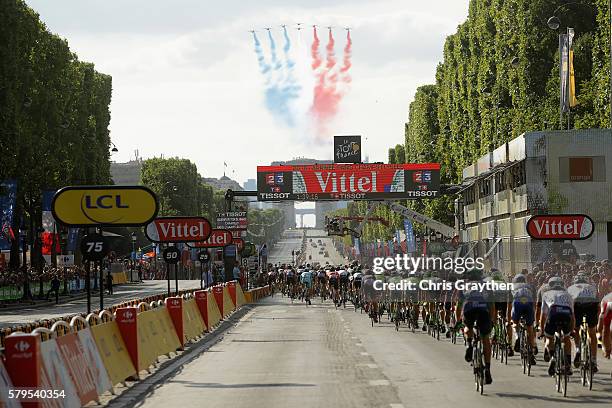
[27,0,469,184]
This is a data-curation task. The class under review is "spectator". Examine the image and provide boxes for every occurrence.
[233,261,241,282]
[106,271,114,295]
[137,263,143,282]
[46,275,61,303]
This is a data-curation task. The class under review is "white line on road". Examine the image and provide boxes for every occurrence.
[355,363,378,368]
[360,352,369,356]
[369,380,391,386]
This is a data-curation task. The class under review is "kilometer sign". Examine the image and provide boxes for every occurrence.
[526,214,594,240]
[186,229,233,248]
[256,163,440,201]
[145,216,212,243]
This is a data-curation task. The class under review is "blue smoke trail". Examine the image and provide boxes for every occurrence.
[253,32,271,76]
[282,26,295,69]
[268,30,282,71]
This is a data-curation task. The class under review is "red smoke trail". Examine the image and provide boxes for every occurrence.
[311,27,322,70]
[340,30,352,84]
[311,28,342,140]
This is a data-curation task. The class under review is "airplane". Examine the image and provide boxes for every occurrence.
[327,26,333,30]
[344,27,351,32]
[296,22,303,30]
[264,27,272,31]
[312,24,318,28]
[280,24,286,28]
[249,29,256,34]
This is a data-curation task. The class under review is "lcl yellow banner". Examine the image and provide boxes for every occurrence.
[52,186,158,227]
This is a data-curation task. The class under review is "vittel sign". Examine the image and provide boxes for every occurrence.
[526,214,594,240]
[145,216,212,243]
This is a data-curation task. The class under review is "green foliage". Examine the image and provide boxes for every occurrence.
[246,208,285,246]
[141,157,210,217]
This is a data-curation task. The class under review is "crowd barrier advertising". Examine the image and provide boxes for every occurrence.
[55,332,99,405]
[135,310,163,371]
[152,307,181,355]
[90,320,137,385]
[165,297,184,347]
[194,290,209,328]
[40,338,81,407]
[212,286,224,316]
[207,289,222,328]
[0,358,20,408]
[222,286,235,316]
[235,283,247,307]
[227,281,237,306]
[115,308,140,372]
[182,299,206,341]
[77,328,112,395]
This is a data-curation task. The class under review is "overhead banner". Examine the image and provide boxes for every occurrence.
[52,185,158,227]
[257,163,440,201]
[334,135,361,164]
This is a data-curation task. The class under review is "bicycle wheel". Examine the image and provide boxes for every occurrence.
[520,330,527,374]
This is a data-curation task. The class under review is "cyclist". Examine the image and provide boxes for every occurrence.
[509,273,537,366]
[286,267,297,298]
[568,274,600,372]
[339,267,350,304]
[456,268,494,385]
[328,268,340,305]
[487,269,513,357]
[362,270,379,323]
[317,268,327,296]
[300,267,314,305]
[598,291,612,358]
[539,276,574,377]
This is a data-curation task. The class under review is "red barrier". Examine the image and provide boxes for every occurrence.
[165,297,184,348]
[194,290,209,329]
[115,307,139,373]
[227,281,237,306]
[56,333,98,405]
[5,334,42,407]
[212,285,224,316]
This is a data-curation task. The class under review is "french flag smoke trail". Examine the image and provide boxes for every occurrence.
[253,32,271,76]
[282,26,295,70]
[340,30,352,84]
[268,30,282,71]
[311,27,322,70]
[310,28,342,140]
[250,30,299,127]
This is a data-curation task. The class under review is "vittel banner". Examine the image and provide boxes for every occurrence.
[256,163,440,201]
[526,214,594,240]
[145,216,212,243]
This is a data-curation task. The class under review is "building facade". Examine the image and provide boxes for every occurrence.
[457,129,612,275]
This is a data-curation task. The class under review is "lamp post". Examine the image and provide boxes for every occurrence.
[130,232,137,282]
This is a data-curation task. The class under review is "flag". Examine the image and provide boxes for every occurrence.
[560,28,576,112]
[404,219,415,253]
[41,190,60,255]
[0,180,17,251]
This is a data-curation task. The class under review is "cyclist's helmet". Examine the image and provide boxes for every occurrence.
[548,276,565,289]
[573,274,588,284]
[512,274,526,284]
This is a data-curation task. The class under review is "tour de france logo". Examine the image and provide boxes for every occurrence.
[336,139,360,160]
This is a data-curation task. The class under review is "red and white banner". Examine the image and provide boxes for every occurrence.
[187,229,233,248]
[77,328,112,395]
[145,217,212,243]
[40,339,81,408]
[526,214,594,240]
[233,238,245,252]
[56,333,98,405]
[257,163,440,201]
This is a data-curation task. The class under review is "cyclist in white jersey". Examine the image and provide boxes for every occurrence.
[539,276,575,376]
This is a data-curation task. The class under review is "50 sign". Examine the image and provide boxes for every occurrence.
[163,247,181,264]
[80,233,109,261]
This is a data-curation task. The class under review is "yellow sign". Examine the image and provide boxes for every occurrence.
[52,186,158,227]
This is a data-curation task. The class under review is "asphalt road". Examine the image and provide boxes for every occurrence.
[267,229,303,265]
[137,234,612,408]
[0,280,203,328]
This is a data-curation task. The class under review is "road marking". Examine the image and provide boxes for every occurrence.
[351,336,358,339]
[356,363,377,368]
[360,352,369,356]
[369,380,390,386]
[390,404,405,408]
[355,343,363,347]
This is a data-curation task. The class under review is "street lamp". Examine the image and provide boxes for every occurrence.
[110,142,118,153]
[130,232,137,282]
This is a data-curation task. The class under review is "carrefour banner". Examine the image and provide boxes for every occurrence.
[256,163,440,201]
